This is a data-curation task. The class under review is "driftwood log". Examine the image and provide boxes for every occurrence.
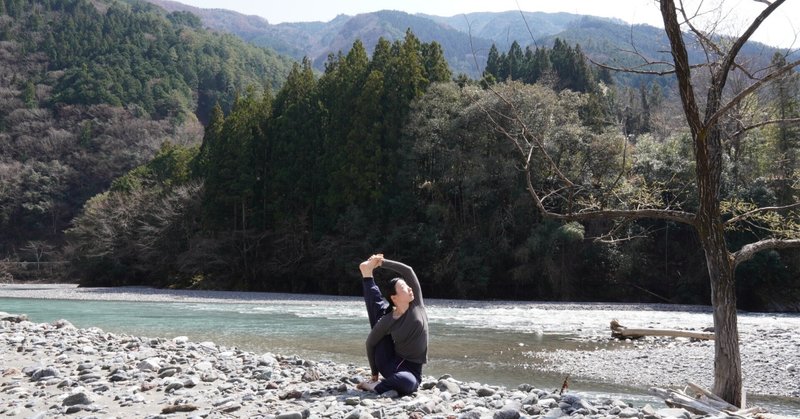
[650,382,794,418]
[610,319,715,340]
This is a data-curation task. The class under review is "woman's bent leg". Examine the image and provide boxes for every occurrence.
[363,277,394,374]
[362,278,390,327]
[374,359,422,395]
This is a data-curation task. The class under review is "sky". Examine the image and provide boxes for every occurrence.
[174,0,799,48]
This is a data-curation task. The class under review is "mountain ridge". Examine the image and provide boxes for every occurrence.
[146,1,643,77]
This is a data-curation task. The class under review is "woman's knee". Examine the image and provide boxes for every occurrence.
[394,371,419,395]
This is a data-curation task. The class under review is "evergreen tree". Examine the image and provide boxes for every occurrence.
[268,58,319,224]
[485,44,500,79]
[507,41,524,81]
[767,52,800,204]
[22,80,36,108]
[421,41,452,83]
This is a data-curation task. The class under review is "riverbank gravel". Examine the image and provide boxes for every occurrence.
[1,284,798,418]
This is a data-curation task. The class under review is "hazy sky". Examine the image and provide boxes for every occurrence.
[175,0,799,48]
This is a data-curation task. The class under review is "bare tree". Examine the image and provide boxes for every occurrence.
[490,0,800,407]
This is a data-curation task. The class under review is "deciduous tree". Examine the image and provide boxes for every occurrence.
[491,0,800,406]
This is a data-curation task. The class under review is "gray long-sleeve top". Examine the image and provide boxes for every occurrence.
[365,259,429,376]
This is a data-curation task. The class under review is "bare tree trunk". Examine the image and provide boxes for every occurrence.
[699,221,743,406]
[697,123,743,406]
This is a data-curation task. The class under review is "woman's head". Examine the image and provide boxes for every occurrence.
[386,277,414,308]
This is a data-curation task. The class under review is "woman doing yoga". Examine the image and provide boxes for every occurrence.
[358,254,429,395]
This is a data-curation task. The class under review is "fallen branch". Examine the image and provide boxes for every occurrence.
[610,319,714,340]
[651,382,769,418]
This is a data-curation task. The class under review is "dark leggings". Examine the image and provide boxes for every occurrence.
[362,278,422,395]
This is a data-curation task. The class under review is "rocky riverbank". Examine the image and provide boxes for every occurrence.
[0,311,765,419]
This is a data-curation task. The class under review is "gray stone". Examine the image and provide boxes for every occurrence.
[521,393,539,405]
[78,373,101,382]
[543,407,563,418]
[253,368,273,380]
[517,383,534,392]
[275,413,303,419]
[656,407,692,418]
[493,409,520,419]
[137,358,161,372]
[435,379,461,394]
[77,363,94,371]
[477,387,496,397]
[379,390,399,398]
[109,372,129,382]
[92,384,110,393]
[619,407,640,418]
[344,408,364,419]
[62,392,91,406]
[32,367,60,381]
[64,405,84,414]
[165,382,184,392]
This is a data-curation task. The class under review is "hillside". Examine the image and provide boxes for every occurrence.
[0,0,295,264]
[141,2,661,78]
[144,2,783,83]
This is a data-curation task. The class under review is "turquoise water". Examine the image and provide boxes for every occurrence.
[2,295,799,414]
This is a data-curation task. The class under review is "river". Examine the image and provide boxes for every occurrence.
[1,284,799,414]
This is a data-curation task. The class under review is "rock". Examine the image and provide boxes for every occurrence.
[164,381,184,392]
[302,368,320,382]
[275,413,303,419]
[52,319,75,329]
[62,392,91,406]
[477,387,495,397]
[380,390,399,398]
[31,367,60,381]
[493,409,520,419]
[137,358,161,372]
[64,405,83,414]
[656,407,692,418]
[543,407,563,418]
[435,379,461,394]
[109,372,129,382]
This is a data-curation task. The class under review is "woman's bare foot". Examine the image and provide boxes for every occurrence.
[357,380,379,392]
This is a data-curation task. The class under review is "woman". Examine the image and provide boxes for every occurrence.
[358,254,428,395]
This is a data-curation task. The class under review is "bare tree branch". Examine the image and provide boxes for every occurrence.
[520,168,697,225]
[730,117,800,137]
[588,57,679,76]
[725,202,800,226]
[661,0,704,137]
[707,57,800,129]
[733,238,800,267]
[716,0,786,82]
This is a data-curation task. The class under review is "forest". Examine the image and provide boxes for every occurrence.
[1,0,799,311]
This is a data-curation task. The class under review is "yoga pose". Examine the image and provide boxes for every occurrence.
[358,254,428,395]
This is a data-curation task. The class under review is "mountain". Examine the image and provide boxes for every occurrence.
[139,2,679,79]
[143,2,781,82]
[147,0,495,76]
[0,0,294,264]
[423,11,625,50]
